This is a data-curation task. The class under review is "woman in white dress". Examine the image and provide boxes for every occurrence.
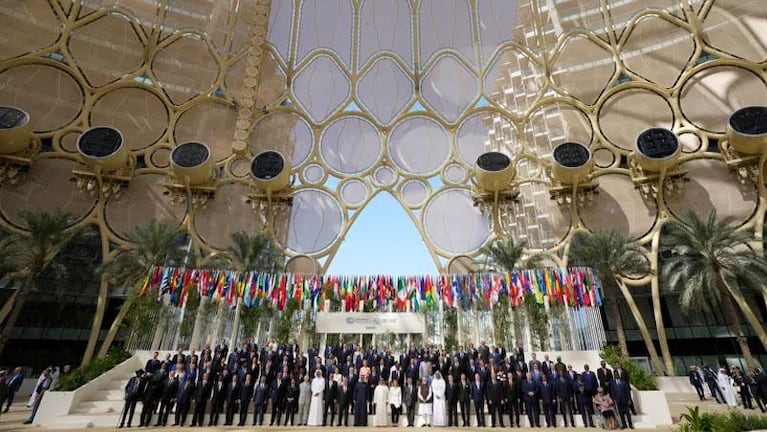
[431,372,447,426]
[307,370,326,426]
[418,376,433,427]
[717,368,738,407]
[373,378,390,427]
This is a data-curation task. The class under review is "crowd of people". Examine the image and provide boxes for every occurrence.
[687,365,767,411]
[116,339,640,429]
[0,364,71,424]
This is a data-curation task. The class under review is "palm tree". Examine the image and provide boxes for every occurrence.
[568,229,664,374]
[204,232,283,345]
[662,209,767,368]
[0,210,77,357]
[481,237,549,271]
[96,221,187,358]
[206,231,282,272]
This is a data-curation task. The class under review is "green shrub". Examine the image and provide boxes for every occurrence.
[677,406,767,432]
[54,349,131,391]
[600,344,658,390]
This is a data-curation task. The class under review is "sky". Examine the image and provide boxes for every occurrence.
[325,191,439,276]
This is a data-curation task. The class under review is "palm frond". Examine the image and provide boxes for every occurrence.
[207,232,282,272]
[662,209,767,315]
[101,221,187,287]
[480,238,526,272]
[568,230,649,280]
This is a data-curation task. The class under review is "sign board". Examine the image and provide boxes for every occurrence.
[315,312,426,334]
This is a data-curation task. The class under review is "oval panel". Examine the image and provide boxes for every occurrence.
[373,166,397,187]
[150,147,171,168]
[444,163,466,184]
[104,173,186,238]
[303,164,325,184]
[175,102,237,162]
[580,173,657,239]
[0,64,83,132]
[287,189,343,254]
[456,113,496,167]
[91,87,169,151]
[599,89,673,151]
[423,188,490,255]
[401,179,429,207]
[194,183,262,250]
[230,158,251,178]
[340,179,368,207]
[665,159,757,225]
[0,158,94,227]
[593,148,616,168]
[388,116,450,175]
[320,116,381,175]
[680,66,767,133]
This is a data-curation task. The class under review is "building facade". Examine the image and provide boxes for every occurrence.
[0,0,765,374]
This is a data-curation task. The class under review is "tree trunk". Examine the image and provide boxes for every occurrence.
[96,295,134,358]
[607,281,629,356]
[0,289,18,325]
[719,285,756,368]
[650,230,673,375]
[0,277,34,358]
[616,279,664,375]
[82,279,110,365]
[721,279,767,357]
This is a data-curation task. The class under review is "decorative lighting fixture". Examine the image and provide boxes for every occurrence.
[0,106,39,185]
[628,128,688,201]
[720,106,767,184]
[248,150,294,232]
[73,126,134,199]
[547,141,598,207]
[471,151,520,235]
[164,142,216,208]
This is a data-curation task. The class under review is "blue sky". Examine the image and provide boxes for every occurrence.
[325,192,439,276]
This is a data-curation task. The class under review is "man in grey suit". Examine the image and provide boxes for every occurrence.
[403,376,417,427]
[297,374,312,425]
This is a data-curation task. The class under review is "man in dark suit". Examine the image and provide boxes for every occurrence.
[224,373,242,426]
[174,374,196,426]
[353,375,369,426]
[611,376,634,429]
[119,369,146,428]
[471,372,486,426]
[504,371,521,428]
[140,371,163,427]
[269,372,287,426]
[688,366,705,401]
[486,373,504,427]
[4,367,23,413]
[338,376,352,426]
[522,372,540,427]
[237,373,254,426]
[190,372,213,427]
[554,370,575,427]
[145,352,161,375]
[403,376,416,427]
[252,376,268,425]
[582,364,599,418]
[323,375,339,426]
[458,373,471,427]
[598,361,614,394]
[446,374,458,426]
[156,371,178,427]
[208,372,226,426]
[540,374,556,427]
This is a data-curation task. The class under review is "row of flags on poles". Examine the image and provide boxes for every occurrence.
[140,266,603,312]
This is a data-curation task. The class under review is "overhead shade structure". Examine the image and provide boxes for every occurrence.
[727,106,767,155]
[0,106,32,154]
[77,126,128,172]
[551,142,594,184]
[633,128,681,172]
[474,151,515,191]
[250,150,290,193]
[170,141,214,185]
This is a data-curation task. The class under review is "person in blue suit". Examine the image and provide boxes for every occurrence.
[471,372,486,426]
[575,378,594,428]
[539,374,556,427]
[554,369,575,427]
[610,376,634,429]
[522,372,540,427]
